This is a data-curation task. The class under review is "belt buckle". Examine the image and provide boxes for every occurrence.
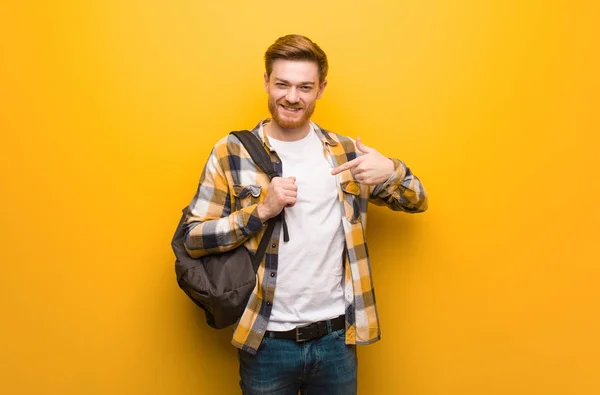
[295,322,314,342]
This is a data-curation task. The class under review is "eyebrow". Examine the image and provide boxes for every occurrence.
[274,78,316,86]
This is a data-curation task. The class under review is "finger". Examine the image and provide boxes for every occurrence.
[350,165,365,177]
[281,177,297,185]
[356,172,374,184]
[331,158,360,175]
[280,183,298,191]
[275,188,296,201]
[285,197,297,207]
[356,137,375,154]
[274,177,296,187]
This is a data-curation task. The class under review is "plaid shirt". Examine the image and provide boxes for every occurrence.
[184,120,428,354]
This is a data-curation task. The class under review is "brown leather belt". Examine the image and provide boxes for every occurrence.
[265,315,346,342]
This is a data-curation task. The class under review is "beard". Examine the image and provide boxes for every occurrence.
[267,96,316,129]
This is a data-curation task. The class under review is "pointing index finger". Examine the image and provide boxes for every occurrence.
[331,157,359,175]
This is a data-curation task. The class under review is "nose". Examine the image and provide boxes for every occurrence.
[285,87,299,104]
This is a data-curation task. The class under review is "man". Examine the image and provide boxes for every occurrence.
[184,34,428,395]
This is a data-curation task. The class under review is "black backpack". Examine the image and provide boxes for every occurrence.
[172,130,279,329]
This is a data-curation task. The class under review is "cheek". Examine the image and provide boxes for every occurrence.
[271,90,286,101]
[303,94,317,105]
[269,95,280,106]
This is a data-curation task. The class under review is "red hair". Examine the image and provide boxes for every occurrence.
[264,35,329,83]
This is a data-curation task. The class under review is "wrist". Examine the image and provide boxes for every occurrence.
[256,203,272,223]
[386,158,395,178]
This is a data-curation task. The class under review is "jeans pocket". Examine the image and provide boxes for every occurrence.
[330,328,346,340]
[237,338,269,365]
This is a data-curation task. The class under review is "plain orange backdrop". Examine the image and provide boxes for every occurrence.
[1,1,599,394]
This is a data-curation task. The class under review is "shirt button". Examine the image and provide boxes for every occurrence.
[266,301,272,306]
[271,243,276,248]
[270,272,275,278]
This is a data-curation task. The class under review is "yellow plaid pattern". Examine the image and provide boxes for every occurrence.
[184,120,428,354]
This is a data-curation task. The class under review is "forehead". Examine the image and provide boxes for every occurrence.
[270,59,319,83]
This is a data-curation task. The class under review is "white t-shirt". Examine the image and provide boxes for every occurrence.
[265,125,346,331]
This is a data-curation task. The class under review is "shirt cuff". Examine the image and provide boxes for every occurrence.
[239,204,266,236]
[371,158,407,197]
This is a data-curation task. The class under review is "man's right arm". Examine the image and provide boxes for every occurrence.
[183,148,264,259]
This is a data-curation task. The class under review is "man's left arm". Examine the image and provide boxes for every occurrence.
[331,137,428,213]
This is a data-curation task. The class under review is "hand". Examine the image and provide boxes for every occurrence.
[331,137,394,185]
[256,176,297,221]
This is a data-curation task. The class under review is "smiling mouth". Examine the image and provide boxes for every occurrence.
[280,104,302,112]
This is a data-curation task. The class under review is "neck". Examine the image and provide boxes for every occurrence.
[265,120,311,142]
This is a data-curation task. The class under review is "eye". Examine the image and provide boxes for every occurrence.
[300,86,312,91]
[275,83,287,88]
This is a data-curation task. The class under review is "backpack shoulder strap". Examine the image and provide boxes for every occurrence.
[230,130,278,180]
[229,130,282,266]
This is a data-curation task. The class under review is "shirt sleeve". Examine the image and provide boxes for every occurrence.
[183,147,265,258]
[369,158,429,213]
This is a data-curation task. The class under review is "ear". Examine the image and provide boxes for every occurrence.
[316,80,328,99]
[264,72,270,93]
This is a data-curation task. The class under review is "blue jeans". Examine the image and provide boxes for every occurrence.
[238,328,357,395]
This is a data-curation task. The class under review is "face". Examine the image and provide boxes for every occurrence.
[264,59,327,129]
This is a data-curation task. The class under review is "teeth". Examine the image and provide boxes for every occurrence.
[282,105,300,111]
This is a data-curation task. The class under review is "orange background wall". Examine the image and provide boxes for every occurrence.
[1,1,599,394]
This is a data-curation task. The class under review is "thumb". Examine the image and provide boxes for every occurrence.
[356,137,375,154]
